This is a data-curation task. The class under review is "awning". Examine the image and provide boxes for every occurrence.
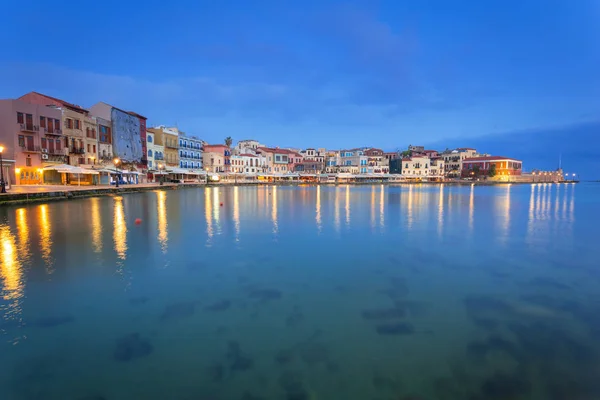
[44,164,99,175]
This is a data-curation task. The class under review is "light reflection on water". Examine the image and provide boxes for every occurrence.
[0,184,597,400]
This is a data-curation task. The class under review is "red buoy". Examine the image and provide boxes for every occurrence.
[220,202,224,207]
[135,218,142,225]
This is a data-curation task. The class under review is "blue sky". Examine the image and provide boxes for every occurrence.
[1,0,599,176]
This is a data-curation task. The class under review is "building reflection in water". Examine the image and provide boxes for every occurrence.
[0,225,24,320]
[91,198,102,253]
[334,186,340,232]
[407,185,414,229]
[438,184,444,236]
[113,197,127,261]
[38,204,53,271]
[379,184,385,228]
[315,185,322,233]
[16,208,30,261]
[370,186,376,229]
[233,186,240,241]
[527,183,575,243]
[205,187,213,244]
[271,186,278,235]
[469,184,475,232]
[498,184,511,243]
[157,191,168,253]
[345,185,351,227]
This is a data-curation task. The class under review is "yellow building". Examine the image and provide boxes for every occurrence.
[147,126,179,168]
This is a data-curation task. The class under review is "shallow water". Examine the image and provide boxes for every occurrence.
[1,183,599,400]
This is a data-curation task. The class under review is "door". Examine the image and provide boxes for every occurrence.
[25,136,34,151]
[19,169,40,185]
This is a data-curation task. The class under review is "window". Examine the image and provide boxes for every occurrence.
[148,149,153,157]
[54,119,60,130]
[56,139,62,150]
[17,112,24,124]
[18,135,25,147]
[66,119,73,129]
[87,144,91,153]
[74,120,81,129]
[40,116,46,128]
[93,145,96,153]
[148,161,152,168]
[147,135,152,143]
[41,138,47,148]
[26,157,32,167]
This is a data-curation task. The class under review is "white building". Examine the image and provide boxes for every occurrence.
[179,134,203,170]
[230,153,267,174]
[401,155,445,181]
[234,139,264,155]
[442,147,478,178]
[146,130,165,170]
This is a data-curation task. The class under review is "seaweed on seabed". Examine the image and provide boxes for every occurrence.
[34,315,75,328]
[113,333,153,362]
[227,341,253,371]
[286,306,305,327]
[205,300,231,312]
[160,301,196,320]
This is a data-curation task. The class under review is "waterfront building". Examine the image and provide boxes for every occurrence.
[364,148,390,174]
[338,148,368,174]
[256,147,296,173]
[461,156,523,178]
[384,151,400,164]
[96,117,113,163]
[234,139,264,155]
[178,132,203,170]
[89,102,144,165]
[300,148,326,163]
[146,130,165,171]
[19,92,99,167]
[294,160,324,173]
[0,98,65,185]
[399,154,445,181]
[203,144,231,173]
[128,112,148,171]
[442,148,478,178]
[146,126,179,168]
[230,153,267,174]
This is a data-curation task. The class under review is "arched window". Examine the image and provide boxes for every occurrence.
[148,149,153,157]
[147,136,153,143]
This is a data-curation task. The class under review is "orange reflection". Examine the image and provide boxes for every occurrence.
[205,187,213,242]
[38,204,53,271]
[233,186,240,241]
[272,185,278,234]
[0,226,23,304]
[16,208,30,260]
[468,184,475,232]
[437,184,444,236]
[113,197,127,260]
[379,184,384,228]
[316,185,322,233]
[334,186,340,232]
[91,198,102,253]
[370,186,376,229]
[157,191,168,252]
[407,185,414,229]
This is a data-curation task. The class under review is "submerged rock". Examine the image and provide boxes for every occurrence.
[113,333,153,362]
[34,315,75,328]
[205,300,231,312]
[160,301,196,321]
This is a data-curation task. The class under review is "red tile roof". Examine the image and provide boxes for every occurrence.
[239,153,259,157]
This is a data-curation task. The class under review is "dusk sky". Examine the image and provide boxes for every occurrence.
[1,0,598,176]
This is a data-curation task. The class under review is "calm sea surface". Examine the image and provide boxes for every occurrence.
[1,184,600,400]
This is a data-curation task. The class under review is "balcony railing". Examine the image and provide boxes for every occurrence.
[44,127,62,135]
[70,147,85,155]
[20,145,41,153]
[165,143,179,149]
[20,124,38,133]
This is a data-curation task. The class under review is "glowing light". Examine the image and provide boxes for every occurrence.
[157,191,168,252]
[407,185,413,229]
[0,226,23,302]
[271,185,278,234]
[205,187,213,243]
[233,186,240,240]
[370,186,376,229]
[113,197,127,260]
[469,184,475,232]
[345,184,350,227]
[379,184,385,228]
[334,186,340,232]
[39,204,53,271]
[91,198,102,253]
[438,184,444,236]
[16,208,30,260]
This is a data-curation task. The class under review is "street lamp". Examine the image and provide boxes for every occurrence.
[113,157,120,187]
[158,163,164,185]
[0,145,6,193]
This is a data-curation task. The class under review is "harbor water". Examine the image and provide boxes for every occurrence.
[1,183,599,399]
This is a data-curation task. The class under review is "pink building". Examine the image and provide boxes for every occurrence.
[0,99,63,185]
[256,147,298,173]
[202,144,231,173]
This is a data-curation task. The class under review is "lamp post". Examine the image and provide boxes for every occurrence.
[158,163,164,185]
[0,145,6,193]
[113,158,120,187]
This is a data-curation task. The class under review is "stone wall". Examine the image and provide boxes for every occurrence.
[111,109,143,162]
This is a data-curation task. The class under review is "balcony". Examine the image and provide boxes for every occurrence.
[44,127,62,136]
[20,124,38,133]
[70,147,85,155]
[154,155,164,161]
[165,143,179,149]
[20,145,41,153]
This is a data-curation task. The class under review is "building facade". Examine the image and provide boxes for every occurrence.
[256,147,295,173]
[443,148,478,178]
[179,134,203,170]
[202,144,231,173]
[96,117,113,163]
[0,99,65,185]
[146,130,165,170]
[230,153,267,174]
[400,155,444,180]
[89,102,144,165]
[462,156,523,178]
